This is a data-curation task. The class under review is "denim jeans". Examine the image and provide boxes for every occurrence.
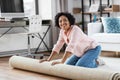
[65,45,101,68]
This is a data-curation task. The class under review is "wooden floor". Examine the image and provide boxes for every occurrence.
[0,52,67,80]
[0,51,119,80]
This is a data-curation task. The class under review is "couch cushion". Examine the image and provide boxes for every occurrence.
[101,17,120,33]
[91,33,120,43]
[87,22,103,36]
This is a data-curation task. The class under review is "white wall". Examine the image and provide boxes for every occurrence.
[38,0,52,20]
[0,33,27,52]
[24,0,36,17]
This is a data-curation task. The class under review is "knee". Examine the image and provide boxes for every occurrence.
[75,61,98,68]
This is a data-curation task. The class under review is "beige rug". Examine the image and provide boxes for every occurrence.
[9,56,120,80]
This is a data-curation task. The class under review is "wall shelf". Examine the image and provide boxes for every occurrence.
[80,0,111,32]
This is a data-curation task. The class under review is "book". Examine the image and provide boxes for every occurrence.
[89,4,99,12]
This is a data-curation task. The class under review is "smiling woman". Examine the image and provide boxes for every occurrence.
[39,12,102,68]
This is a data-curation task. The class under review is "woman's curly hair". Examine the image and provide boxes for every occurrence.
[55,12,75,28]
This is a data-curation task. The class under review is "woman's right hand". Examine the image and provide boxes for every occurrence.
[39,51,57,63]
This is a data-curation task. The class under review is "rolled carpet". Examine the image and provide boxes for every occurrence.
[9,56,120,80]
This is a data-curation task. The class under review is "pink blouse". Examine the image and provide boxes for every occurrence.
[52,25,98,57]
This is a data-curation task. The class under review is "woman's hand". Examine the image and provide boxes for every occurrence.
[39,51,57,63]
[51,61,62,65]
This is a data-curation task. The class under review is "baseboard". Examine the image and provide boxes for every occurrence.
[0,48,52,57]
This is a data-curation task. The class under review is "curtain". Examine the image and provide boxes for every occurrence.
[51,0,68,45]
[59,0,68,12]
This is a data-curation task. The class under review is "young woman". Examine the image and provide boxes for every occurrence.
[40,12,102,68]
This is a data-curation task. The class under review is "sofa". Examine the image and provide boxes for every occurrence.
[87,19,120,56]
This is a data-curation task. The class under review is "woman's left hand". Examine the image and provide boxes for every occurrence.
[51,61,62,65]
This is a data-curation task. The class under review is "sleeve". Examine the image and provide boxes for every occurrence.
[52,30,65,54]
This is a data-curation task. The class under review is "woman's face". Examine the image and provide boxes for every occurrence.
[58,15,70,31]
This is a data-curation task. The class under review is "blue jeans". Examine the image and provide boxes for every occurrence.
[65,45,101,68]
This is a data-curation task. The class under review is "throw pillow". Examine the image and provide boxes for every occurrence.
[101,17,120,33]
